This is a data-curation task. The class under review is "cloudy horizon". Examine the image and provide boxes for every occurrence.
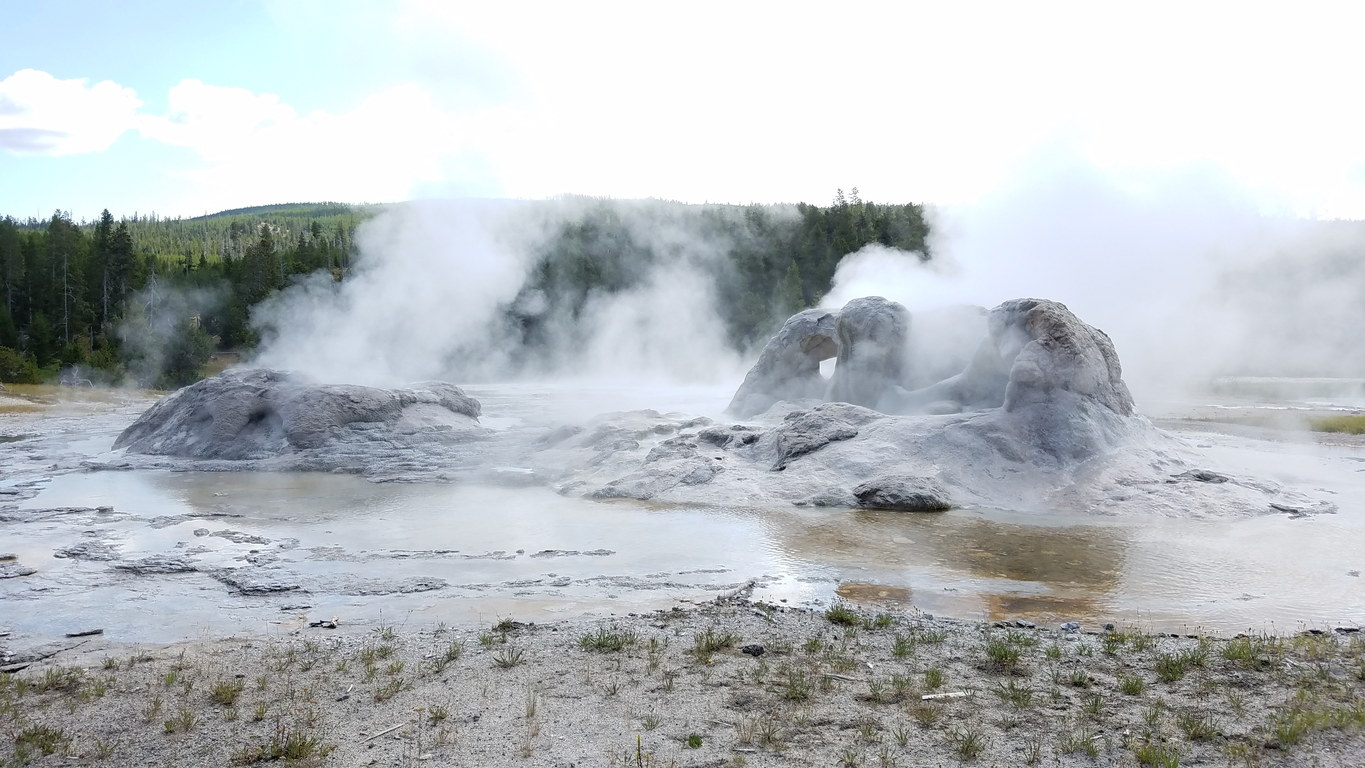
[3,1,1364,222]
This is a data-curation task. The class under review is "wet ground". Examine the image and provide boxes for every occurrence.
[1,383,1362,648]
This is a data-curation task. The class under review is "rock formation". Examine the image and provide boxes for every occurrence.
[114,368,486,460]
[558,296,1157,510]
[826,296,912,411]
[727,309,838,417]
[731,296,1133,432]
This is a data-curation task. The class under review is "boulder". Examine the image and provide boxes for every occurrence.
[889,298,1133,426]
[991,298,1133,417]
[827,297,912,410]
[728,309,839,417]
[114,368,485,460]
[853,474,952,511]
[767,402,883,469]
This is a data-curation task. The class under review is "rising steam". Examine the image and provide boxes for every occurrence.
[248,198,746,388]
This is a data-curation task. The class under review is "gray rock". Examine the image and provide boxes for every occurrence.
[1175,469,1229,484]
[207,529,271,545]
[114,368,486,460]
[991,298,1133,417]
[114,555,197,575]
[852,474,952,512]
[729,309,839,417]
[697,424,762,449]
[345,577,447,596]
[208,568,302,595]
[0,562,37,579]
[52,541,120,561]
[828,297,912,411]
[769,402,882,469]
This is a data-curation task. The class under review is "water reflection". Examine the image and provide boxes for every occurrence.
[7,455,1365,641]
[771,507,1124,623]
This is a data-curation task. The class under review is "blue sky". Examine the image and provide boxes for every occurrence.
[3,0,1365,222]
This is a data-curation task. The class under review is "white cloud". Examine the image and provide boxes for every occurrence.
[387,1,1365,216]
[0,69,142,155]
[137,79,511,212]
[9,1,1365,217]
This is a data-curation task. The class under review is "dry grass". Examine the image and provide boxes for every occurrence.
[2,602,1362,767]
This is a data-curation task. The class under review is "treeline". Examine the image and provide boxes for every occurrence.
[507,191,930,360]
[0,204,367,387]
[0,192,929,386]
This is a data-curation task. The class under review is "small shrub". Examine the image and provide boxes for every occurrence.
[14,725,68,756]
[985,638,1022,671]
[826,604,860,626]
[579,628,639,652]
[949,727,986,760]
[494,646,525,669]
[1178,711,1217,741]
[994,679,1033,709]
[1119,674,1146,696]
[1133,741,1181,767]
[210,678,245,706]
[691,627,739,660]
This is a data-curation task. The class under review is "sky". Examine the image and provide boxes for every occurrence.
[2,0,1364,223]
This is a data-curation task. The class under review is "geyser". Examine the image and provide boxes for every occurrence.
[113,368,486,463]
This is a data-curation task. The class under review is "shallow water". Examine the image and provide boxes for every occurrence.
[1,385,1363,643]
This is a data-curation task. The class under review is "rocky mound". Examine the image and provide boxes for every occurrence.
[114,368,486,461]
[559,297,1180,511]
[728,309,838,418]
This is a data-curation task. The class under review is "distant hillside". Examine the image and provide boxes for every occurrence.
[186,202,386,222]
[124,202,383,266]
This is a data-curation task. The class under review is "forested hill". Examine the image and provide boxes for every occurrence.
[0,192,930,387]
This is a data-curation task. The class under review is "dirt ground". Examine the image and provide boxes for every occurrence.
[3,592,1363,768]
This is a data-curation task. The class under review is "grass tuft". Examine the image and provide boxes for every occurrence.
[579,627,639,652]
[825,604,860,626]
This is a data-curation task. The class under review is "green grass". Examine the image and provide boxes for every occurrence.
[691,627,739,660]
[579,628,639,652]
[825,604,860,626]
[949,727,986,760]
[13,724,69,757]
[1133,741,1181,767]
[993,679,1034,709]
[233,722,335,765]
[493,646,525,669]
[210,678,245,706]
[1310,414,1365,434]
[985,638,1022,671]
[1177,711,1217,741]
[1119,674,1146,695]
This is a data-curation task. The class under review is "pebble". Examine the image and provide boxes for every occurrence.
[741,644,765,657]
[1061,621,1081,632]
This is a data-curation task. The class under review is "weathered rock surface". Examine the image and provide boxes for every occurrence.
[827,296,913,411]
[769,402,882,469]
[113,555,197,575]
[0,562,37,579]
[728,309,838,417]
[853,474,952,512]
[991,298,1133,417]
[545,296,1325,516]
[113,368,488,468]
